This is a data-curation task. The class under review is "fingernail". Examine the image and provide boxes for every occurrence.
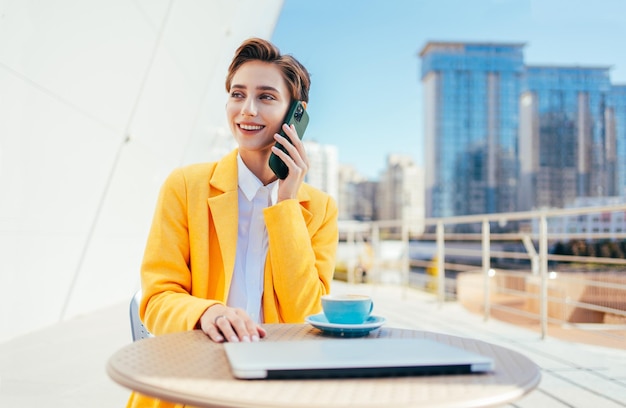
[215,335,224,342]
[242,336,250,343]
[230,336,239,343]
[252,335,260,342]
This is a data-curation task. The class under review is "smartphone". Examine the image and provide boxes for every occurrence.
[268,100,309,179]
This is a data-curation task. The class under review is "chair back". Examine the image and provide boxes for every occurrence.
[130,290,152,341]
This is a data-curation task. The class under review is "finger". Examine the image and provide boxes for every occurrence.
[203,323,225,343]
[242,319,264,342]
[277,126,305,162]
[200,314,227,343]
[273,134,307,169]
[271,145,304,180]
[230,311,259,342]
[280,124,306,153]
[274,133,298,156]
[271,141,295,164]
[280,125,309,167]
[282,123,302,145]
[230,320,251,342]
[214,315,240,343]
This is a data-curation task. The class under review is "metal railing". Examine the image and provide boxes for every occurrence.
[339,203,626,340]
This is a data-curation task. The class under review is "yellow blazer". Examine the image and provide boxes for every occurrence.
[127,149,338,408]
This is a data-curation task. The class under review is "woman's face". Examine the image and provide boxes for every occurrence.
[226,60,291,157]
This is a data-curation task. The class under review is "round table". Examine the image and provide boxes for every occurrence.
[107,324,541,408]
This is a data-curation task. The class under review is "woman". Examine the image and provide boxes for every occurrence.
[126,38,338,408]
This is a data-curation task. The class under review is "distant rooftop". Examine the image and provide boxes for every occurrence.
[419,41,526,57]
[526,64,613,71]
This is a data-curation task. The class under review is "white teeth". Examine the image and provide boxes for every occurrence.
[240,124,263,131]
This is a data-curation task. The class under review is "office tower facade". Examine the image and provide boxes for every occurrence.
[612,85,626,197]
[519,66,615,210]
[421,41,626,217]
[420,42,524,217]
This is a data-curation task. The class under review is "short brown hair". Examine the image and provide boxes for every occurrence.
[225,38,310,103]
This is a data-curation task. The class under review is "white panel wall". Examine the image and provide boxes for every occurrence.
[0,0,284,342]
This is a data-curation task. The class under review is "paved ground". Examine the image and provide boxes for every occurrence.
[333,281,626,408]
[460,292,626,351]
[0,280,625,407]
[0,300,131,407]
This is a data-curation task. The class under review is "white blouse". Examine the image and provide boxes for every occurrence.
[226,154,278,323]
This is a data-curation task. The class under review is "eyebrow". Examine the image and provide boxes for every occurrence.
[230,84,280,93]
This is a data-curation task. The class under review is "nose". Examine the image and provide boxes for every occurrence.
[241,97,257,116]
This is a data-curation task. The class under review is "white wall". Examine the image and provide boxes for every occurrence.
[0,0,284,342]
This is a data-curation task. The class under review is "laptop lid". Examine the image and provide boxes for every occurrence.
[223,338,494,379]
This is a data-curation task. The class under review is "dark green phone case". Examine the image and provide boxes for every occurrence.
[268,101,310,179]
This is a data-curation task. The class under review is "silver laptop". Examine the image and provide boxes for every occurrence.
[223,338,494,379]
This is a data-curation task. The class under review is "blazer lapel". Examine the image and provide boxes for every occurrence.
[207,150,316,290]
[207,150,239,288]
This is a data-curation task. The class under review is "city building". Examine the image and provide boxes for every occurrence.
[356,180,379,221]
[519,66,616,210]
[612,85,626,197]
[533,196,626,238]
[377,154,424,235]
[420,42,524,218]
[304,141,339,201]
[337,165,376,221]
[420,41,626,218]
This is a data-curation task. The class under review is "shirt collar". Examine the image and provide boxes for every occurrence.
[237,154,279,204]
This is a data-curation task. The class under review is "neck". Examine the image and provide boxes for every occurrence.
[240,151,278,185]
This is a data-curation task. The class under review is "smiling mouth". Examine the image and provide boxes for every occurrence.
[239,124,264,131]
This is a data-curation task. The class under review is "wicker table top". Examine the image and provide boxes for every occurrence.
[107,324,541,408]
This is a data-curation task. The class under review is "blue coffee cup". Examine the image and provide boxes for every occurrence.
[321,294,374,324]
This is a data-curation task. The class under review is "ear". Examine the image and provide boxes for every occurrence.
[302,101,307,110]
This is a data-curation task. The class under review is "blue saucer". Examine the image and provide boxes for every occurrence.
[305,313,386,337]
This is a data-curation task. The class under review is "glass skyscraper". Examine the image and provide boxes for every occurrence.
[420,41,625,217]
[612,85,626,197]
[519,66,614,210]
[420,42,524,217]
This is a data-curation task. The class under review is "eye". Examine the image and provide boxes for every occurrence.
[259,93,276,101]
[230,91,244,98]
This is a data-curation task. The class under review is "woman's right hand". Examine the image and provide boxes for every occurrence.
[199,304,267,343]
[273,123,309,202]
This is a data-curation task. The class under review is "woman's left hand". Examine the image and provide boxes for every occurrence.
[199,304,267,343]
[272,123,309,201]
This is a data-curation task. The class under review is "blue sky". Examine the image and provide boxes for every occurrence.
[272,0,626,179]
